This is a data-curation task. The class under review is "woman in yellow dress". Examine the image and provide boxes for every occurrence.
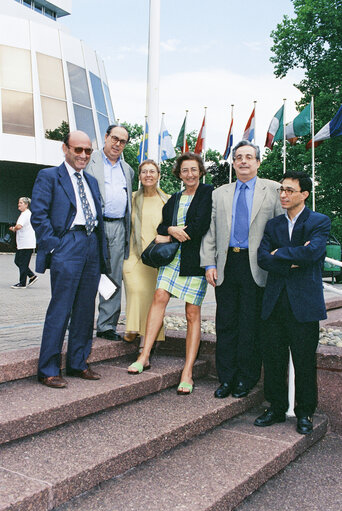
[123,160,169,351]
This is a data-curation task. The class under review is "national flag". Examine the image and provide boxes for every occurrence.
[137,120,148,163]
[242,107,255,142]
[265,105,284,149]
[158,117,176,162]
[223,118,233,160]
[306,105,342,149]
[286,103,311,145]
[194,115,206,154]
[176,117,189,153]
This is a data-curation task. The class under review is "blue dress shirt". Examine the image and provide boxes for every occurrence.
[102,150,127,218]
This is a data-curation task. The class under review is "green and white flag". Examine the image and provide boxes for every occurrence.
[286,103,311,144]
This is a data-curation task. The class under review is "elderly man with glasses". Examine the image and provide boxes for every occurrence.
[31,131,107,388]
[201,140,282,400]
[86,124,134,341]
[254,171,330,435]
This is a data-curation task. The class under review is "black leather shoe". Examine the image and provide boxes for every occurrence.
[97,330,122,341]
[214,382,233,399]
[254,409,286,427]
[232,381,250,398]
[297,416,313,435]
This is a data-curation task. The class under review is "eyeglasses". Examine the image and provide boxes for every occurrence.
[67,145,93,155]
[234,154,256,162]
[109,135,128,146]
[140,169,158,175]
[277,187,301,195]
[180,168,200,175]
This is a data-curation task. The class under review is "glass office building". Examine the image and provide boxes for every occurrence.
[0,0,116,231]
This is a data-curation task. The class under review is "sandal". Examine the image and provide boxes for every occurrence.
[177,381,194,395]
[127,361,151,375]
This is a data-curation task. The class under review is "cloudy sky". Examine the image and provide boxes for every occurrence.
[61,0,304,154]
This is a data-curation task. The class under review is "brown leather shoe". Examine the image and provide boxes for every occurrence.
[39,375,68,388]
[66,367,101,380]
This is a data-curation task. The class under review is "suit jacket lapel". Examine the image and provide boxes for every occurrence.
[58,163,76,208]
[224,183,235,229]
[250,177,266,225]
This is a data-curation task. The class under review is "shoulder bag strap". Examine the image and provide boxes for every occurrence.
[171,191,182,226]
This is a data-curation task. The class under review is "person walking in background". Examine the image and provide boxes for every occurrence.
[201,140,283,400]
[123,160,169,351]
[9,197,38,289]
[31,130,107,389]
[128,153,213,395]
[254,172,331,435]
[86,124,134,342]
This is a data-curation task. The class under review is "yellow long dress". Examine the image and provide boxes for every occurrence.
[123,192,165,340]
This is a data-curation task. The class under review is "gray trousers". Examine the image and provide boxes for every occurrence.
[97,219,126,333]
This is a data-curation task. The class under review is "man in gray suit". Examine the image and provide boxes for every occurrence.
[86,125,134,341]
[201,140,282,399]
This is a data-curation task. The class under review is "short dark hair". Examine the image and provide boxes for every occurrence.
[172,152,206,179]
[232,140,261,161]
[139,159,160,174]
[281,171,312,195]
[106,124,130,143]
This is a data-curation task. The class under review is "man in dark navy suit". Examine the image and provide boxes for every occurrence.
[31,131,107,388]
[254,171,330,434]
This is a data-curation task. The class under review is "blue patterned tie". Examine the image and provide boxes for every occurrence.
[234,183,249,244]
[74,172,96,236]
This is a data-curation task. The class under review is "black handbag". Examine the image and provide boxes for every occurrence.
[141,192,181,268]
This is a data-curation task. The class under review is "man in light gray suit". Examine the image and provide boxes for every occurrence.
[86,124,134,341]
[201,140,282,399]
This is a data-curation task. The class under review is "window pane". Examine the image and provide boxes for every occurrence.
[89,72,107,115]
[2,89,34,136]
[73,104,97,148]
[67,62,91,107]
[0,46,32,92]
[37,53,66,99]
[103,83,115,123]
[97,113,109,143]
[41,96,68,134]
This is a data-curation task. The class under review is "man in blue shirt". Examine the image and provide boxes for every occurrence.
[86,125,134,341]
[201,141,282,399]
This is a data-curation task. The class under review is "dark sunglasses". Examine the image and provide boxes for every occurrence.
[67,145,93,155]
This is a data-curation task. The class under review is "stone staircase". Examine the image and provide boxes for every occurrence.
[0,337,327,511]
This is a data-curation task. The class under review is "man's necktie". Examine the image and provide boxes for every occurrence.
[74,172,96,236]
[234,183,249,244]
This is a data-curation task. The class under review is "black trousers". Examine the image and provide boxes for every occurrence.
[14,249,35,285]
[261,289,319,418]
[215,250,263,387]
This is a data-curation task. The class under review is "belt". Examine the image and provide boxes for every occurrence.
[103,216,124,222]
[70,225,98,232]
[229,247,248,253]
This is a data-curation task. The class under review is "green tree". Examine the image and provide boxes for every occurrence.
[122,122,143,190]
[45,121,69,141]
[269,0,342,239]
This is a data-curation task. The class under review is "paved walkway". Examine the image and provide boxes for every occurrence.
[1,253,341,353]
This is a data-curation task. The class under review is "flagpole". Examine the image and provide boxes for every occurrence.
[146,0,160,161]
[253,100,256,142]
[140,115,147,165]
[311,96,316,211]
[202,107,207,183]
[158,112,165,164]
[283,98,286,173]
[183,109,188,153]
[229,104,234,184]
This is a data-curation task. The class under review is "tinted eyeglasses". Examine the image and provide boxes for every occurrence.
[67,145,93,156]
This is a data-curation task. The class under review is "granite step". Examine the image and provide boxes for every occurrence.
[0,379,264,511]
[54,408,327,511]
[0,355,208,445]
[0,337,138,384]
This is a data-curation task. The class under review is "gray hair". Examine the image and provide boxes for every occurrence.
[232,140,261,161]
[19,197,31,206]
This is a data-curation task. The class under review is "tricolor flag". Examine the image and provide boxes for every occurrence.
[286,103,311,145]
[223,118,233,160]
[265,105,284,150]
[137,120,148,163]
[158,116,176,162]
[176,116,189,153]
[194,115,206,154]
[243,107,255,142]
[306,105,342,149]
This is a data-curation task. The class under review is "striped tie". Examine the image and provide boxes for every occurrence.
[74,172,96,236]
